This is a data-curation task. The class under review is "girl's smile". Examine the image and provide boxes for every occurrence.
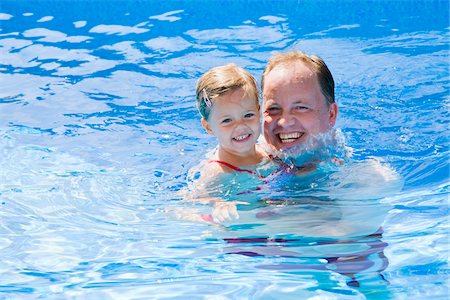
[202,88,261,166]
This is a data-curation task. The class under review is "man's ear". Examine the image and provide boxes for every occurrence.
[328,103,338,127]
[201,118,213,135]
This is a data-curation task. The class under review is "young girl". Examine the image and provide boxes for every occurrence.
[186,63,269,223]
[196,63,267,177]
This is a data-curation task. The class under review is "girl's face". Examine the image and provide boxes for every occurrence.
[202,88,260,158]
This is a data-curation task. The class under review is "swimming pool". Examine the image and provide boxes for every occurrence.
[0,0,448,298]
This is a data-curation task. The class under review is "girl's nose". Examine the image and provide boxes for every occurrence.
[235,120,250,129]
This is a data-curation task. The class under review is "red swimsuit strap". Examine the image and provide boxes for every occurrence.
[209,160,258,176]
[208,160,264,195]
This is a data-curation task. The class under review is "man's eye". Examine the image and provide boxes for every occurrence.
[294,105,309,111]
[265,107,280,114]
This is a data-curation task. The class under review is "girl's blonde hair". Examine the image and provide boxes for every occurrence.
[196,63,259,120]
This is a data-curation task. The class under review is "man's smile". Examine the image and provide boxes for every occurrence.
[278,132,303,144]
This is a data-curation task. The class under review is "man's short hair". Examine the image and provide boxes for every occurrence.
[262,51,335,106]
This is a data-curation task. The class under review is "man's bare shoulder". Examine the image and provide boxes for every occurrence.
[329,157,403,200]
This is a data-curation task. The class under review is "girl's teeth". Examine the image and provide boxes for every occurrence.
[234,134,250,141]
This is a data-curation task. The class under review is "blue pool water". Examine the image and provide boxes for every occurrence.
[0,0,449,299]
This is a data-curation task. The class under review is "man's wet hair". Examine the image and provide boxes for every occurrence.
[262,51,335,106]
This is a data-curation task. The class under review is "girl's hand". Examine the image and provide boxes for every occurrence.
[212,201,249,223]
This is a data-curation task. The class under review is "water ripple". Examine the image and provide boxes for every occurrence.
[0,1,448,299]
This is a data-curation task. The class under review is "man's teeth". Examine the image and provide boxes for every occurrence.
[234,134,250,141]
[279,132,302,143]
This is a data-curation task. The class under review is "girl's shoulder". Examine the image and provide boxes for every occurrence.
[201,158,226,178]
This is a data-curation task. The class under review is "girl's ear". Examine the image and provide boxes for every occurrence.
[201,118,213,135]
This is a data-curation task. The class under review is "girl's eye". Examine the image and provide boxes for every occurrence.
[221,118,232,124]
[244,112,255,118]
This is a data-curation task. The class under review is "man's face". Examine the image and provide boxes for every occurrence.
[262,62,337,150]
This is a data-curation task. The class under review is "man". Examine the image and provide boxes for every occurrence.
[258,50,402,239]
[253,51,395,287]
[260,51,401,194]
[261,51,338,152]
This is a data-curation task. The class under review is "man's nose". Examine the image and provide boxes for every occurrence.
[278,113,295,127]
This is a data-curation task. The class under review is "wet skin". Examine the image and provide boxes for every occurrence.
[262,62,338,150]
[202,88,262,166]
